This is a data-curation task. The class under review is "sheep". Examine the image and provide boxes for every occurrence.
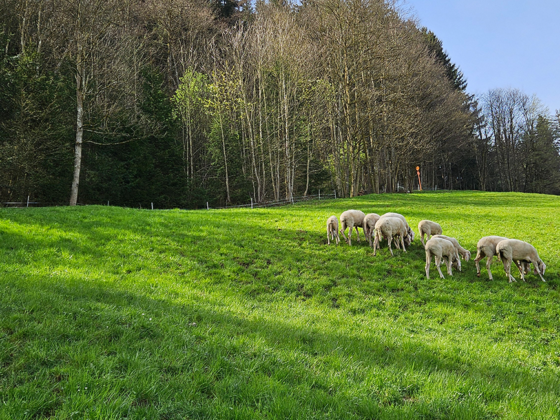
[418,220,442,246]
[473,236,509,280]
[326,215,340,245]
[339,210,366,246]
[495,239,546,283]
[363,213,381,248]
[373,216,408,256]
[379,212,415,247]
[424,237,459,279]
[431,234,471,271]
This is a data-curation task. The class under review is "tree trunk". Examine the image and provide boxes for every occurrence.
[70,44,85,206]
[219,112,231,203]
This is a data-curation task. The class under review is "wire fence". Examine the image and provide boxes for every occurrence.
[206,191,338,210]
[1,191,340,210]
[2,196,40,207]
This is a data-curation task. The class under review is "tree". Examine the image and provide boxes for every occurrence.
[0,49,73,203]
[37,0,129,205]
[522,115,560,194]
[172,68,211,181]
[420,28,467,92]
[481,89,544,192]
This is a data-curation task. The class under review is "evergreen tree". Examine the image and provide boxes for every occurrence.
[420,28,467,92]
[0,47,74,204]
[523,115,560,194]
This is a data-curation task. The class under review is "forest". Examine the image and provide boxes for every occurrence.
[1,0,559,208]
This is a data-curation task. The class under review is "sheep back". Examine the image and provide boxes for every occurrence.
[340,210,366,227]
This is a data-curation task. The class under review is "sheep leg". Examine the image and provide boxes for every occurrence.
[435,255,445,279]
[420,232,425,247]
[513,260,526,281]
[425,250,431,279]
[346,222,354,245]
[455,252,462,272]
[340,223,348,244]
[400,234,406,252]
[348,223,355,245]
[504,259,516,283]
[327,227,331,245]
[532,260,546,282]
[486,256,494,280]
[373,230,379,256]
[474,251,484,277]
[388,236,394,256]
[354,226,361,242]
[445,256,453,276]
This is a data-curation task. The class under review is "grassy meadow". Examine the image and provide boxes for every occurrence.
[0,191,559,419]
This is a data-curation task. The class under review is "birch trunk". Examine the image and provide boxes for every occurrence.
[70,42,85,206]
[219,112,231,203]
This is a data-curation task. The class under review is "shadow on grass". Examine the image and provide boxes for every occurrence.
[2,271,559,419]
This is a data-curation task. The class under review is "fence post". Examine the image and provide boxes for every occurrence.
[319,189,321,199]
[207,202,209,210]
[27,196,30,207]
[108,201,110,206]
[151,202,154,210]
[334,190,336,199]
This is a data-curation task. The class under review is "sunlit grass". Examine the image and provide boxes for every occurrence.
[0,191,559,419]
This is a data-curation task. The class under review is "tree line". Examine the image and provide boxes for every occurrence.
[1,0,559,208]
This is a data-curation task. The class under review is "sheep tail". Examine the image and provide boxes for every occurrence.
[497,249,504,262]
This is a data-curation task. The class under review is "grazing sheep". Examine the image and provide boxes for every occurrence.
[339,210,366,246]
[363,213,381,248]
[474,236,509,280]
[495,239,546,283]
[425,237,459,279]
[379,212,415,247]
[418,220,442,246]
[326,216,340,245]
[432,234,471,271]
[373,217,408,256]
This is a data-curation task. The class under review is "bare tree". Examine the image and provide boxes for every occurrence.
[482,89,541,191]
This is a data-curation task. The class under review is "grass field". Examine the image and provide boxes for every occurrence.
[0,191,559,419]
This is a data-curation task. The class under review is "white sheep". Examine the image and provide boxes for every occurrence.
[495,239,546,283]
[326,215,340,245]
[379,212,415,247]
[373,216,408,256]
[363,213,380,248]
[424,237,459,279]
[473,236,509,280]
[418,220,442,246]
[431,234,471,271]
[339,209,366,246]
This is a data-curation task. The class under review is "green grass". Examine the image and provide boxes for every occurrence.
[0,191,559,419]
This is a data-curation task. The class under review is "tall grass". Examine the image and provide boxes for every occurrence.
[0,191,559,419]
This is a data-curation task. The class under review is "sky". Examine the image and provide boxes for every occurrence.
[403,0,560,114]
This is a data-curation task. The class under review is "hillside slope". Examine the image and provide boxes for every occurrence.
[0,191,559,419]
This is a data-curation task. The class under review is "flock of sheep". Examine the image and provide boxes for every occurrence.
[326,210,547,282]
